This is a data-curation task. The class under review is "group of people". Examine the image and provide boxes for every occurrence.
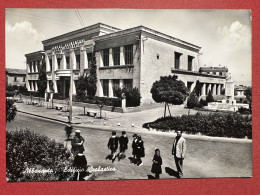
[107,132,145,166]
[70,125,186,180]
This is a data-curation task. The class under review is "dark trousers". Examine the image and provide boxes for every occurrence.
[174,156,184,175]
[155,173,160,179]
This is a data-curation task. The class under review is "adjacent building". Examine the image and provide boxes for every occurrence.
[6,68,26,86]
[25,23,228,103]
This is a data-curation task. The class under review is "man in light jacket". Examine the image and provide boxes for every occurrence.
[172,130,186,178]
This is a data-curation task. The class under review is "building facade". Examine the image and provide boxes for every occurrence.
[25,51,45,92]
[25,23,228,103]
[6,68,26,86]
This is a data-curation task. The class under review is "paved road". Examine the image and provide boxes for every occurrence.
[6,113,252,180]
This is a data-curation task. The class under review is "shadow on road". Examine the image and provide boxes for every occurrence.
[147,175,156,179]
[165,167,179,178]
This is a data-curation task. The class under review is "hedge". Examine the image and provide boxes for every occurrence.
[143,112,252,139]
[6,128,74,182]
[74,95,121,107]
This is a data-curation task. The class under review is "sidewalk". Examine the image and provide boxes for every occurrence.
[15,98,252,143]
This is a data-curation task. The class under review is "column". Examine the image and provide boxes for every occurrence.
[120,46,125,65]
[31,81,35,91]
[47,80,50,92]
[70,50,76,70]
[35,81,38,91]
[201,83,206,96]
[108,79,114,97]
[62,53,66,70]
[119,79,124,89]
[217,84,221,95]
[35,63,38,72]
[109,48,113,66]
[98,51,104,67]
[72,80,76,95]
[32,62,35,73]
[52,52,58,71]
[46,54,50,72]
[190,82,195,93]
[207,84,212,94]
[53,80,58,93]
[212,84,216,95]
[97,80,104,97]
[82,49,88,69]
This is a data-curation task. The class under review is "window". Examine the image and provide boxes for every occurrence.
[23,77,26,82]
[188,56,194,71]
[29,63,32,73]
[219,72,223,76]
[57,58,61,69]
[66,56,70,69]
[37,60,40,72]
[49,59,52,71]
[113,79,120,94]
[103,49,109,66]
[113,47,120,65]
[76,55,80,69]
[87,53,93,65]
[124,79,133,89]
[174,52,182,69]
[124,45,133,65]
[102,80,109,96]
[14,77,17,82]
[33,61,36,73]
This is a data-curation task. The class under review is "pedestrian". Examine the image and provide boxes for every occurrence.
[132,134,138,163]
[136,135,145,166]
[119,131,129,159]
[73,147,87,181]
[172,130,186,178]
[64,123,73,141]
[71,130,85,156]
[151,148,162,179]
[107,131,118,160]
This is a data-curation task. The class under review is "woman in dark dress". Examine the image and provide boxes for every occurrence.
[73,148,87,181]
[151,148,162,179]
[136,135,145,166]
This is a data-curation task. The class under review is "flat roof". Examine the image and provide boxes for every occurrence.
[42,23,121,44]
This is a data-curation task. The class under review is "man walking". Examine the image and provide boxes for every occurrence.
[172,130,186,178]
[71,130,85,156]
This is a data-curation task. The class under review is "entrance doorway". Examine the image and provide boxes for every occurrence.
[60,77,70,99]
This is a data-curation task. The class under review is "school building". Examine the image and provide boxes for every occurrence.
[25,23,228,103]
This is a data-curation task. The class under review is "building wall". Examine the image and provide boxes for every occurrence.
[6,74,26,86]
[139,34,200,103]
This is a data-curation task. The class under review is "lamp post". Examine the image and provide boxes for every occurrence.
[69,50,75,123]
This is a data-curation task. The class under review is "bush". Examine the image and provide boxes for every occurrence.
[6,99,17,123]
[79,96,121,107]
[187,92,199,108]
[114,87,141,107]
[53,93,64,100]
[238,107,251,114]
[6,91,15,97]
[143,112,252,139]
[199,99,208,107]
[6,128,74,182]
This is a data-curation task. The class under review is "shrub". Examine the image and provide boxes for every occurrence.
[238,107,251,114]
[80,96,121,107]
[206,90,214,103]
[6,128,74,182]
[143,112,252,139]
[187,92,199,108]
[6,91,15,97]
[114,87,141,107]
[199,99,208,107]
[6,99,17,123]
[53,93,64,100]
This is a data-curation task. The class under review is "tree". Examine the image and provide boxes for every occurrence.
[187,91,199,108]
[244,87,252,111]
[86,47,97,98]
[38,59,47,97]
[76,75,88,98]
[150,75,188,117]
[206,90,214,103]
[193,80,203,97]
[6,99,17,123]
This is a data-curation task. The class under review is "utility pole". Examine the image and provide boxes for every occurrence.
[69,50,74,123]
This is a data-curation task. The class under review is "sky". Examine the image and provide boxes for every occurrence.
[5,9,252,86]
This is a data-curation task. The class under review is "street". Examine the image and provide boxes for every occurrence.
[6,112,252,180]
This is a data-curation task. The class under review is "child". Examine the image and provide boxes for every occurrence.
[132,134,138,163]
[73,147,87,181]
[119,131,129,159]
[107,131,118,160]
[151,148,162,179]
[136,135,145,166]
